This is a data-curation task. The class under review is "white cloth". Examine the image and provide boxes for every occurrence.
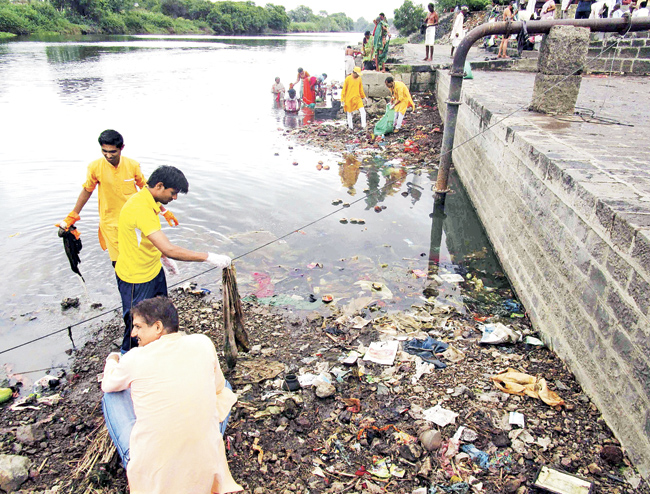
[519,9,533,20]
[346,107,366,129]
[393,111,405,130]
[425,26,436,46]
[451,13,465,48]
[612,8,623,16]
[344,55,355,76]
[590,0,607,16]
[632,7,649,16]
[541,0,556,18]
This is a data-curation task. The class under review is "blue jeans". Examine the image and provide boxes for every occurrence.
[102,381,233,468]
[116,267,167,353]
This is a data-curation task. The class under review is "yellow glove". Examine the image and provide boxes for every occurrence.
[56,211,80,231]
[162,210,179,227]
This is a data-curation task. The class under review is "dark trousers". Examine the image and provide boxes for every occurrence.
[116,267,167,353]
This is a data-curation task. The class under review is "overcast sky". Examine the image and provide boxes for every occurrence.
[269,0,427,22]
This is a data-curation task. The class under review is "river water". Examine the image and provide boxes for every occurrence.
[0,33,507,382]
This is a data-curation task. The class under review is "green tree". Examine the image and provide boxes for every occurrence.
[327,12,352,31]
[354,16,373,32]
[436,0,490,10]
[393,0,425,36]
[265,3,288,31]
[186,0,212,20]
[288,4,314,22]
[161,0,188,18]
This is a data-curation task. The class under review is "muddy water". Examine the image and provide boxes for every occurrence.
[0,34,508,381]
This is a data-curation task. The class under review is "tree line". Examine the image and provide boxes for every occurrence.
[0,0,354,36]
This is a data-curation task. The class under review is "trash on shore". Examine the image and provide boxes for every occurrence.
[533,465,593,494]
[490,368,565,407]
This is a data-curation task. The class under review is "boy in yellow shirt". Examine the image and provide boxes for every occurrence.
[385,77,415,131]
[115,165,231,352]
[58,130,179,266]
[342,67,368,130]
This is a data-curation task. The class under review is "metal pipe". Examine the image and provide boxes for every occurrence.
[433,16,650,205]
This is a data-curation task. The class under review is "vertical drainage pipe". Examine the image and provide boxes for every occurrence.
[433,16,650,206]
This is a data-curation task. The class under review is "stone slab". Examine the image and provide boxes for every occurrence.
[538,25,590,75]
[530,73,581,115]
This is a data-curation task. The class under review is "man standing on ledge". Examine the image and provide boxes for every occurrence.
[115,165,231,352]
[423,3,439,62]
[57,129,179,267]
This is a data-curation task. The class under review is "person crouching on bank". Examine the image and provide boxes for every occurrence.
[101,296,242,494]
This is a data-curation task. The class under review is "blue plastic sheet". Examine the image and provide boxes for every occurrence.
[461,444,490,469]
[429,482,469,494]
[403,337,448,367]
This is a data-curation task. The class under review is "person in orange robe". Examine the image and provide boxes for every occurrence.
[295,67,315,105]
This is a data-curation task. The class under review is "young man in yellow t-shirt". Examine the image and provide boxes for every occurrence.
[115,165,231,352]
[58,130,180,266]
[385,77,415,131]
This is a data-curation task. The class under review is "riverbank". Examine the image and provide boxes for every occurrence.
[1,285,646,493]
[0,1,355,37]
[1,89,648,491]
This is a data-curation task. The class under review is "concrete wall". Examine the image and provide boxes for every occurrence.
[361,68,436,97]
[359,69,436,116]
[587,31,650,75]
[435,69,650,476]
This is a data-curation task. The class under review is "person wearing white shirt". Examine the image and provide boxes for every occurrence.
[633,0,649,16]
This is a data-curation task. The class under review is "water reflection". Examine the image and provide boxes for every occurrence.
[57,77,104,97]
[339,154,360,194]
[45,45,104,64]
[283,112,300,129]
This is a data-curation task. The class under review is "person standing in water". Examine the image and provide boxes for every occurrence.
[57,129,179,268]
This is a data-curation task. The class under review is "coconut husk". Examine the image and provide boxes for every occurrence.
[222,264,250,370]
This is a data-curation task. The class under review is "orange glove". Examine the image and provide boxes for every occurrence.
[56,211,80,231]
[162,209,179,227]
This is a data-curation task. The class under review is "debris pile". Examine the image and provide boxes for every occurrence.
[282,92,444,170]
[1,290,647,493]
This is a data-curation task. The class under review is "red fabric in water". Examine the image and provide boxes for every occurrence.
[300,71,315,105]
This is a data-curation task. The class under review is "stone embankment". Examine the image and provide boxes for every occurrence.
[435,67,650,478]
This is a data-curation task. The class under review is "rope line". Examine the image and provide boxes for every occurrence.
[0,187,386,357]
[0,29,629,358]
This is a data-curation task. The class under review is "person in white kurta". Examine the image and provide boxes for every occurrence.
[101,296,242,494]
[450,8,467,57]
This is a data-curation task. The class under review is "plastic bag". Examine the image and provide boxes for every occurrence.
[374,104,395,135]
[463,61,473,79]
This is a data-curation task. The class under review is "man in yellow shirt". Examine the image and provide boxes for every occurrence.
[115,165,231,352]
[385,77,415,131]
[342,67,368,131]
[58,130,179,266]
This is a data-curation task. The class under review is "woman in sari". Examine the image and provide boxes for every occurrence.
[373,14,390,72]
[362,31,374,70]
[295,67,315,106]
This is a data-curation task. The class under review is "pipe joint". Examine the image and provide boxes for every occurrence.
[445,99,462,106]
